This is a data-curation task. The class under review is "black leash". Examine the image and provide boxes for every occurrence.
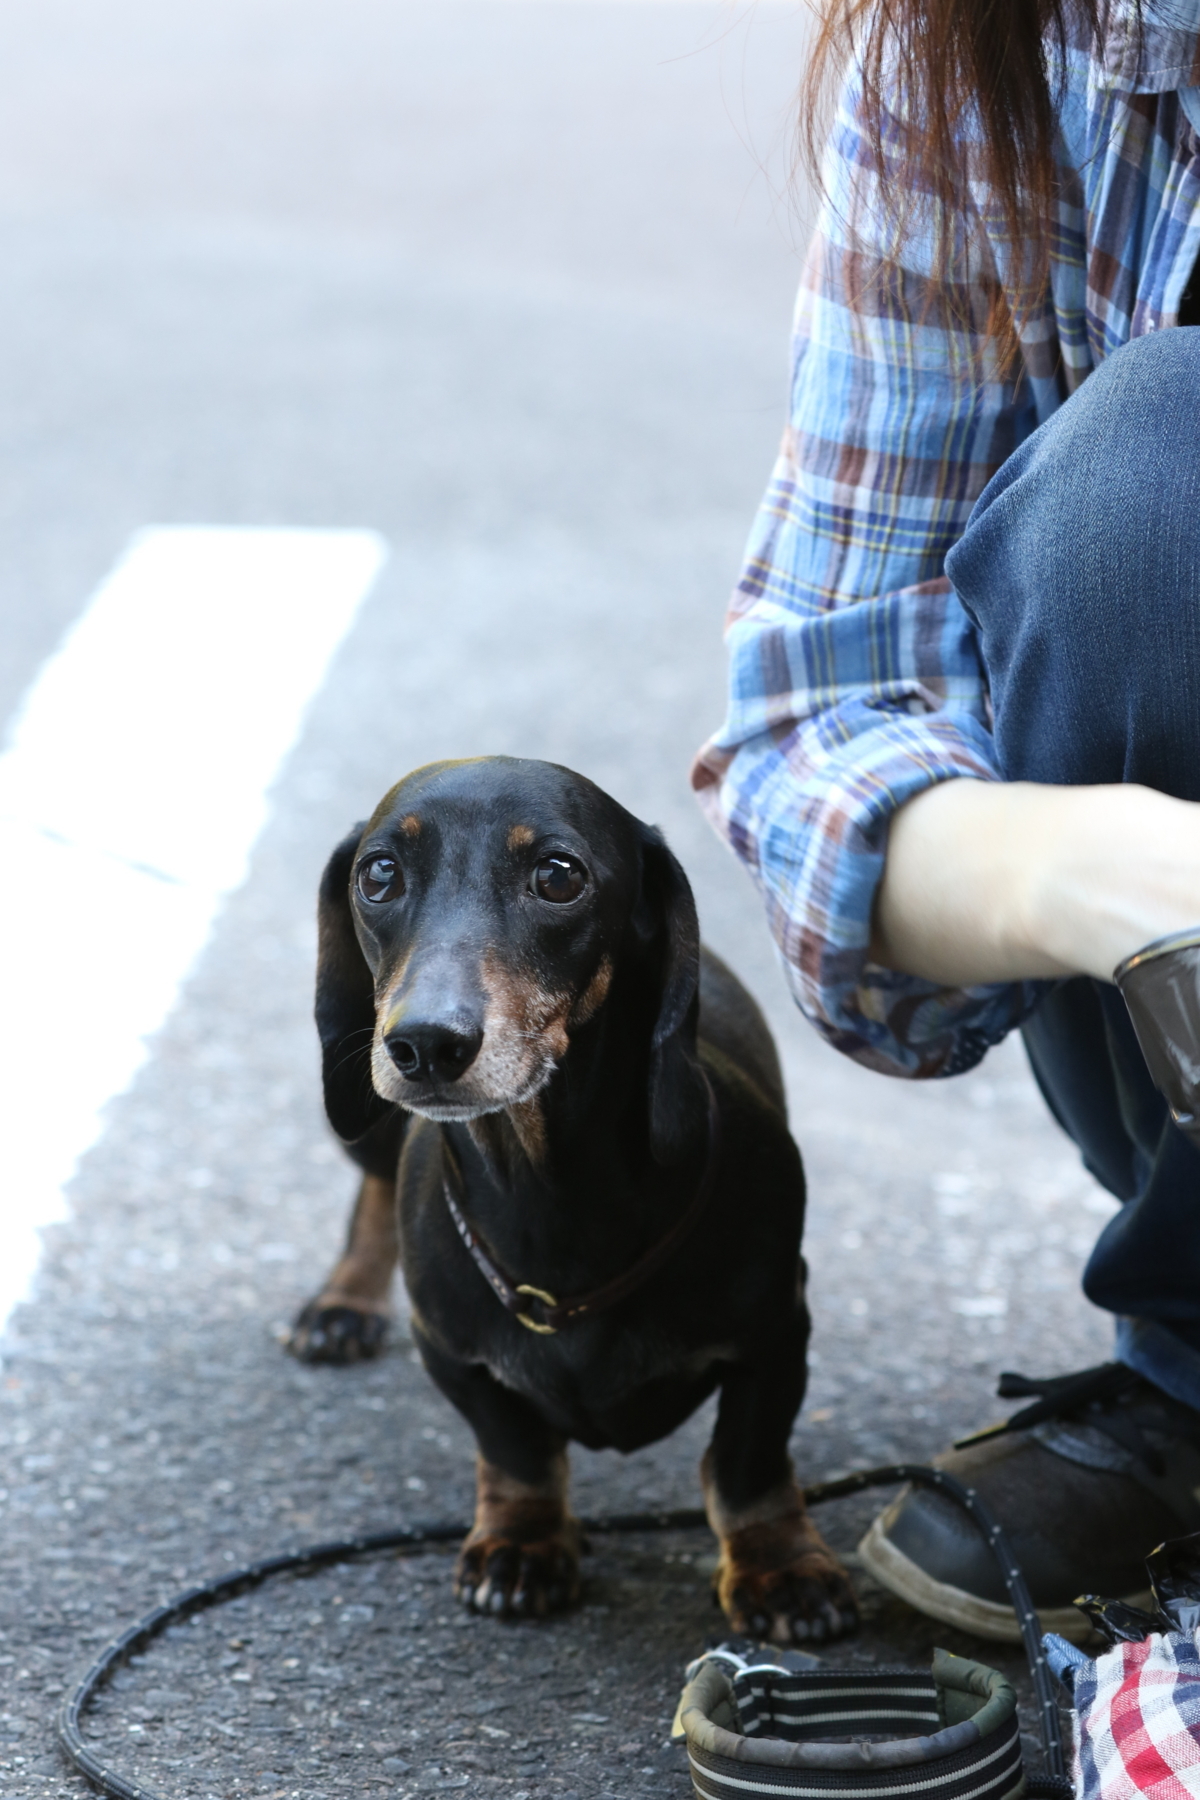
[57,1464,1071,1800]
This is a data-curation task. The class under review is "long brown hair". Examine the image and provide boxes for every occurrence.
[801,0,1118,336]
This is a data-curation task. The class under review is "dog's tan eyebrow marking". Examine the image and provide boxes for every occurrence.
[507,824,535,850]
[399,813,421,837]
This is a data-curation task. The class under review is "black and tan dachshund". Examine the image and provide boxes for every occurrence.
[289,756,856,1643]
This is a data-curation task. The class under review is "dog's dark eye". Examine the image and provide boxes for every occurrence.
[532,856,586,904]
[357,856,403,903]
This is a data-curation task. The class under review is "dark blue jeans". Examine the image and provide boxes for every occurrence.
[945,327,1200,1413]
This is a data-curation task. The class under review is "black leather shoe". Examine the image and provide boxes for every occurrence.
[859,1364,1200,1642]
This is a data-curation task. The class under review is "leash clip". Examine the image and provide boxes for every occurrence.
[515,1285,559,1334]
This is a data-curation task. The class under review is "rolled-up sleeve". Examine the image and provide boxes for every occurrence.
[693,75,1049,1077]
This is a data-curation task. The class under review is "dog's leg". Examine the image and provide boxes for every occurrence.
[415,1329,582,1617]
[459,1451,582,1618]
[288,1173,398,1365]
[702,1351,858,1644]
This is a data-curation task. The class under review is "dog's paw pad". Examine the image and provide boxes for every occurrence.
[286,1299,389,1365]
[455,1530,581,1620]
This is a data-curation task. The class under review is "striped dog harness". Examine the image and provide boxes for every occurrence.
[674,1647,1024,1800]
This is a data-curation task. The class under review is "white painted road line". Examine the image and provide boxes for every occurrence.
[0,526,388,1337]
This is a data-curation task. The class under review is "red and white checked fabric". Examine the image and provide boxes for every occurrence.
[1075,1631,1200,1800]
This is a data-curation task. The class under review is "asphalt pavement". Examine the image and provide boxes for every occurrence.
[0,5,1118,1799]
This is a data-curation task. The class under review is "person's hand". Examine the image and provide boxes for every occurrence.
[870,779,1200,985]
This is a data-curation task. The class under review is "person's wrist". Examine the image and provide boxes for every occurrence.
[1024,785,1200,983]
[1097,786,1200,977]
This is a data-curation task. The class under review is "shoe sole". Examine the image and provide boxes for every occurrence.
[858,1514,1152,1645]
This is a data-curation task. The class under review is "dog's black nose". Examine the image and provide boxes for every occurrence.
[385,1022,483,1084]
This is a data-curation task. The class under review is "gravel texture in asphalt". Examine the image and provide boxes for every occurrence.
[0,934,1110,1800]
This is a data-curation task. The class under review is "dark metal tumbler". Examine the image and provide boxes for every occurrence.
[1115,929,1200,1148]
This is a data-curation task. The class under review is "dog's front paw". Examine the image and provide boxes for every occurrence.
[717,1532,858,1645]
[707,1468,858,1645]
[455,1521,583,1619]
[287,1294,389,1364]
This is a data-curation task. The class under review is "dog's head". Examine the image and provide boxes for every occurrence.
[315,757,702,1163]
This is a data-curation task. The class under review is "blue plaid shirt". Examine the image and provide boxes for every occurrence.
[693,2,1200,1078]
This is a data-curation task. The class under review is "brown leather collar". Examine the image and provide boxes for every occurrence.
[441,1073,719,1334]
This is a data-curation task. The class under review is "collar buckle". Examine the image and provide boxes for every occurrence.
[514,1284,559,1334]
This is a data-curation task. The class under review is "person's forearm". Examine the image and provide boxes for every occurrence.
[870,779,1200,985]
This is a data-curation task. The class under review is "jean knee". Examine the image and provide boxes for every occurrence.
[1081,322,1200,412]
[949,327,1200,615]
[946,327,1200,789]
[1060,327,1200,507]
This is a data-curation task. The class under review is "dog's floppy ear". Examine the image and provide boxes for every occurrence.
[315,823,394,1145]
[635,825,705,1165]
